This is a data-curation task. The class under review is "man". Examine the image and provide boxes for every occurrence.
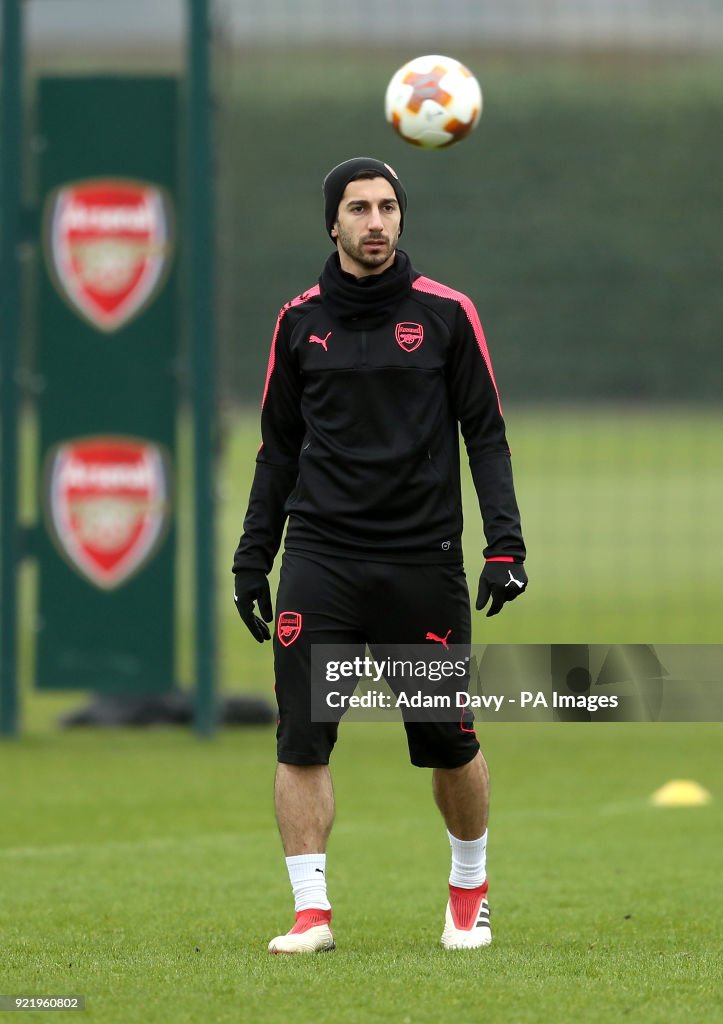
[233,157,527,954]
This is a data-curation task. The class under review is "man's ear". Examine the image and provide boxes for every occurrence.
[331,223,338,239]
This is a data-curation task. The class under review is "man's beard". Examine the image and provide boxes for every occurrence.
[336,227,397,271]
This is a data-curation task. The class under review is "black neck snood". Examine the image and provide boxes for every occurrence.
[319,250,414,330]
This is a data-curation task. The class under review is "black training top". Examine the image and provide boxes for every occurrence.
[233,250,526,574]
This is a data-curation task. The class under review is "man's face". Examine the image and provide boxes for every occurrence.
[331,176,402,277]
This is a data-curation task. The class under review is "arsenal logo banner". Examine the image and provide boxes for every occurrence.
[44,436,172,590]
[33,76,179,694]
[44,178,174,332]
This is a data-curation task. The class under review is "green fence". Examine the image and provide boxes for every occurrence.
[215,49,722,403]
[4,20,721,722]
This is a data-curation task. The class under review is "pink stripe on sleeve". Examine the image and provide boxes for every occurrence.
[412,276,502,414]
[261,284,320,407]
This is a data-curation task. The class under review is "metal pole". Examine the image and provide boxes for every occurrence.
[187,0,217,736]
[0,0,23,738]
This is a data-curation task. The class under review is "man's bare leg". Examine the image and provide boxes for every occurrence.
[274,763,335,854]
[432,749,489,839]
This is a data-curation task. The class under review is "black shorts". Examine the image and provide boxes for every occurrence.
[273,550,480,769]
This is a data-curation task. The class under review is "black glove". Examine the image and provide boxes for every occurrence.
[476,560,528,618]
[233,569,273,643]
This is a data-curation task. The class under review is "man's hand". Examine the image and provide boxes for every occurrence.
[233,569,273,642]
[476,560,528,618]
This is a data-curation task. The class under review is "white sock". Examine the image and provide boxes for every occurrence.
[285,854,331,912]
[448,830,487,889]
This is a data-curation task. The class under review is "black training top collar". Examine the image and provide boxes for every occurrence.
[319,250,415,330]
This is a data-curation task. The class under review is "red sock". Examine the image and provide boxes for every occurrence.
[289,908,332,933]
[448,881,488,930]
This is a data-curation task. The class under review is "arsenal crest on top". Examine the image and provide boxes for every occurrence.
[395,322,424,353]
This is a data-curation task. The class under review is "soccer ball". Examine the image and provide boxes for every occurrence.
[384,55,482,149]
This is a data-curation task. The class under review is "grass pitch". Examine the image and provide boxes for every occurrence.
[6,405,721,1021]
[2,723,720,1023]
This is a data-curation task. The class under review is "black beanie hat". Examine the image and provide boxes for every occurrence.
[323,157,407,239]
